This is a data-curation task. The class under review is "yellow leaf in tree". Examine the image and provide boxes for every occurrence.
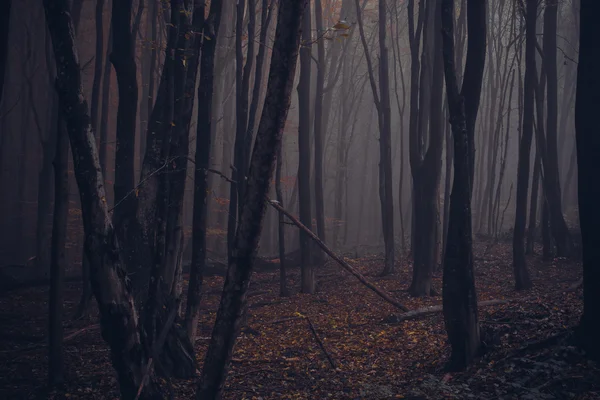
[333,20,351,30]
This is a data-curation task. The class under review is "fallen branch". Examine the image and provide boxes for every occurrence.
[383,278,583,324]
[267,199,409,312]
[304,314,337,369]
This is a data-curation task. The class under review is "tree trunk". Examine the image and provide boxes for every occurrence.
[440,0,485,371]
[512,0,535,291]
[197,1,307,397]
[312,0,327,264]
[575,0,600,360]
[0,0,11,111]
[111,0,139,279]
[542,0,572,257]
[276,143,289,297]
[48,114,69,387]
[185,0,223,343]
[43,1,159,397]
[526,150,540,255]
[297,2,314,294]
[410,0,443,296]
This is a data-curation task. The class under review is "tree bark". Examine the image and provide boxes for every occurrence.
[197,2,307,396]
[275,143,289,297]
[512,0,535,291]
[43,1,159,397]
[111,0,140,277]
[0,0,11,108]
[297,2,314,293]
[441,0,486,371]
[185,0,222,343]
[48,114,69,387]
[575,0,600,360]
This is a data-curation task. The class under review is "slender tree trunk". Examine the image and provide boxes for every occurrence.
[111,0,139,274]
[297,2,314,293]
[441,0,485,371]
[48,114,69,387]
[197,2,307,396]
[313,0,327,264]
[526,150,540,254]
[575,0,600,360]
[276,142,289,297]
[185,0,222,342]
[0,0,11,108]
[512,0,535,291]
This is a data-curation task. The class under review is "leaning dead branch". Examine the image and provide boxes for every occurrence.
[267,199,409,312]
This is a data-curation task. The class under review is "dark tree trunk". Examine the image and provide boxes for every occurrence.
[526,150,540,255]
[43,1,159,397]
[410,0,444,296]
[90,0,105,136]
[542,0,572,257]
[48,115,69,387]
[185,0,223,342]
[512,0,535,291]
[0,0,11,107]
[228,0,256,262]
[575,0,600,360]
[541,197,552,260]
[99,25,113,176]
[441,0,486,371]
[111,0,139,276]
[276,143,289,297]
[197,1,307,397]
[313,0,326,264]
[355,0,395,275]
[297,2,314,293]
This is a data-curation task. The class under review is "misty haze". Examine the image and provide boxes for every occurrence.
[0,0,599,399]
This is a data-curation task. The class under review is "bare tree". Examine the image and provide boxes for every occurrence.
[441,0,486,370]
[512,0,535,291]
[197,1,308,396]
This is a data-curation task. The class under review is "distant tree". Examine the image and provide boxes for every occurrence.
[298,1,315,293]
[48,114,69,387]
[197,0,308,396]
[512,0,535,291]
[575,0,600,360]
[355,0,395,276]
[185,0,224,343]
[441,0,486,370]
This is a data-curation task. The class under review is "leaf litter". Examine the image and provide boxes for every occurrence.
[0,240,598,399]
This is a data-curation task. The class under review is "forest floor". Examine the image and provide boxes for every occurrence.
[0,240,598,399]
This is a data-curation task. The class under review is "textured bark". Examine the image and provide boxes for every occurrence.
[186,0,222,343]
[297,2,314,293]
[0,0,11,108]
[355,0,395,276]
[111,0,140,276]
[275,143,289,297]
[409,0,444,296]
[526,150,540,255]
[48,115,69,387]
[228,0,257,261]
[441,0,485,371]
[197,2,307,396]
[541,0,573,257]
[512,0,535,291]
[90,0,105,136]
[312,0,326,263]
[575,0,600,360]
[43,1,158,397]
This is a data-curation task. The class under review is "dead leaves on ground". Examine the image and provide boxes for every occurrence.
[0,240,598,399]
